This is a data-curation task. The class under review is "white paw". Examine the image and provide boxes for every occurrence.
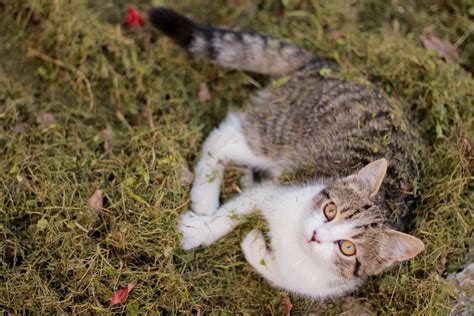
[190,186,220,216]
[178,211,212,250]
[241,229,266,265]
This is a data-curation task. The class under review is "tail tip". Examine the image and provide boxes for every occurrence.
[148,7,197,47]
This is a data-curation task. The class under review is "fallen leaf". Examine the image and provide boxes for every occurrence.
[341,297,373,316]
[36,217,49,231]
[460,137,472,155]
[329,30,345,41]
[63,72,71,82]
[198,83,212,102]
[126,6,143,28]
[436,251,447,274]
[420,35,459,61]
[400,181,411,192]
[280,295,293,316]
[36,112,56,127]
[11,123,28,134]
[102,128,114,151]
[87,189,103,211]
[110,283,135,305]
[16,175,32,192]
[178,163,193,187]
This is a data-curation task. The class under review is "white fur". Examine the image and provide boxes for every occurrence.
[190,113,274,215]
[181,112,363,298]
[179,182,362,299]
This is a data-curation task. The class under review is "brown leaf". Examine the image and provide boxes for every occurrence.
[11,123,28,134]
[329,30,345,41]
[102,128,114,151]
[178,163,193,187]
[460,137,472,155]
[110,283,135,305]
[16,175,32,192]
[436,252,447,274]
[36,112,56,127]
[400,181,411,192]
[420,35,459,61]
[198,83,212,102]
[341,297,373,316]
[280,295,293,316]
[87,189,103,211]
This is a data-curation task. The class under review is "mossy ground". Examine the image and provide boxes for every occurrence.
[1,0,473,314]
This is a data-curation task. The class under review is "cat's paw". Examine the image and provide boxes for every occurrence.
[241,229,267,265]
[190,187,219,216]
[178,211,213,250]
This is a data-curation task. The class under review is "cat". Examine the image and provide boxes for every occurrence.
[149,7,425,299]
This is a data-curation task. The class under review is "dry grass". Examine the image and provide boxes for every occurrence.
[0,0,472,314]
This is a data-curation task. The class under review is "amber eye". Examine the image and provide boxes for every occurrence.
[323,202,337,221]
[338,240,356,256]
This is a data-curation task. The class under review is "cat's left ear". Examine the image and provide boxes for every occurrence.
[383,229,425,263]
[352,158,388,198]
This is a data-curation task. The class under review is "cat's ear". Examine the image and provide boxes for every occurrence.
[352,158,388,198]
[383,229,425,263]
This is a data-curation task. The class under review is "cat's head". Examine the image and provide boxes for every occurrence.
[302,158,424,279]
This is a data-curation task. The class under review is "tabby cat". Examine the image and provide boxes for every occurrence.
[149,7,425,298]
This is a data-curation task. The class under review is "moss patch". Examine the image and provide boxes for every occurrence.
[0,0,472,314]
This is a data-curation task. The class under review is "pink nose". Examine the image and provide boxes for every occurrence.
[310,231,320,243]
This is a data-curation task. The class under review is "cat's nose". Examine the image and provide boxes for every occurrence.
[311,231,320,243]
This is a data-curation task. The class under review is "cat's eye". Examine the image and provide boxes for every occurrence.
[338,240,356,256]
[323,202,337,221]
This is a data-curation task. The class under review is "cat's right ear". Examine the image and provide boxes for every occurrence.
[351,158,388,198]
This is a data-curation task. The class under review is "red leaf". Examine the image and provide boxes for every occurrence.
[420,35,459,61]
[127,6,143,27]
[110,283,135,305]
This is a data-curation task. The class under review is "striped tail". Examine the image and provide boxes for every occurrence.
[148,7,314,76]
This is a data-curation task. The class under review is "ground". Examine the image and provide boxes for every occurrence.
[0,0,473,314]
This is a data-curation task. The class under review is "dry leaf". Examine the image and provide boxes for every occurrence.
[400,181,411,192]
[110,283,135,305]
[280,295,293,316]
[341,297,373,316]
[11,123,28,134]
[102,128,114,151]
[460,137,472,155]
[178,163,193,187]
[36,112,56,127]
[329,30,345,41]
[436,252,447,274]
[198,83,211,102]
[16,175,32,192]
[420,35,459,61]
[87,189,103,211]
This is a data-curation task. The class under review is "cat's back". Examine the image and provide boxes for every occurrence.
[242,61,421,230]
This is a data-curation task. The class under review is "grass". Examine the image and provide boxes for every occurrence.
[0,0,473,314]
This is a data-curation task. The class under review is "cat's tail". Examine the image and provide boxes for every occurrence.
[148,7,314,76]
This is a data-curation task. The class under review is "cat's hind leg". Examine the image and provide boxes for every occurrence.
[191,112,272,215]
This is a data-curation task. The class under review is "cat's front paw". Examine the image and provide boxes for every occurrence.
[178,211,213,250]
[241,229,267,265]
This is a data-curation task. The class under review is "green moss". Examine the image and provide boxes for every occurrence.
[0,0,472,314]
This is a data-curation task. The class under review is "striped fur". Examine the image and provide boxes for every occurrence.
[149,7,314,76]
